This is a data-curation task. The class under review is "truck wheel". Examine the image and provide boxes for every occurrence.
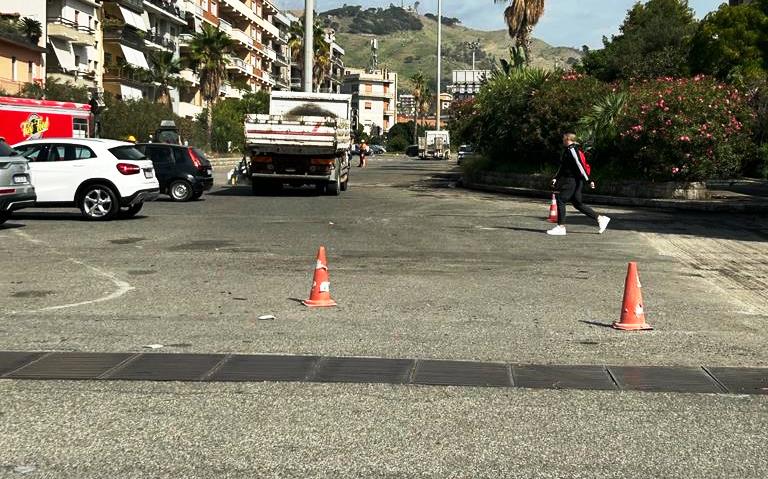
[340,177,348,191]
[326,175,341,196]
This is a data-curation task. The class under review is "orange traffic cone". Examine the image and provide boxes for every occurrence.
[303,246,337,308]
[547,194,558,223]
[612,262,652,331]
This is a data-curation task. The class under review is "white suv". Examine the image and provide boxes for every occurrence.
[12,138,159,220]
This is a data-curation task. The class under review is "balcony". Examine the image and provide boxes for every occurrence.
[273,52,289,67]
[145,32,177,51]
[47,17,96,45]
[253,42,276,62]
[221,0,258,24]
[253,14,280,39]
[259,70,274,86]
[117,0,145,12]
[103,63,152,86]
[225,55,253,76]
[182,0,204,18]
[103,24,145,50]
[143,0,186,24]
[228,28,253,50]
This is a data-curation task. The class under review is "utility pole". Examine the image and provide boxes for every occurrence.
[436,0,442,131]
[304,0,314,93]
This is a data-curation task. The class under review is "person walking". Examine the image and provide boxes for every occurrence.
[547,133,610,236]
[358,141,369,168]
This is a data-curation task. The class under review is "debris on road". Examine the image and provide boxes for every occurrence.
[143,344,164,349]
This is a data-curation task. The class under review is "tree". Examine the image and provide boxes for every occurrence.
[493,0,545,66]
[19,17,42,44]
[689,1,768,82]
[188,23,233,146]
[410,72,427,143]
[19,77,90,103]
[579,0,697,81]
[288,18,332,91]
[147,50,182,106]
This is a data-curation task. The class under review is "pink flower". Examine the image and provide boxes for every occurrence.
[679,136,691,142]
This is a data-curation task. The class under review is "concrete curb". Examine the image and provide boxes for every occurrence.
[464,181,768,213]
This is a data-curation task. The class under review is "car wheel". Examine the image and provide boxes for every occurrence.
[119,203,144,218]
[169,180,193,202]
[80,184,119,221]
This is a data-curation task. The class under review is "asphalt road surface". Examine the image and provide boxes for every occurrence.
[1,155,766,478]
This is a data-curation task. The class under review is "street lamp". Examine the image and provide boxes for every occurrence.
[304,0,314,92]
[436,0,442,131]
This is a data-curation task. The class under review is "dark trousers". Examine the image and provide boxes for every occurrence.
[555,177,598,226]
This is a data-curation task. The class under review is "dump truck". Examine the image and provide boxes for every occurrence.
[418,130,451,160]
[244,91,352,195]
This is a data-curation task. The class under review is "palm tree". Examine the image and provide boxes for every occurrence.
[188,23,233,145]
[19,17,42,45]
[493,0,545,66]
[410,72,426,143]
[288,18,332,91]
[148,51,182,107]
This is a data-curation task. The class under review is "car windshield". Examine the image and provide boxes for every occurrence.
[109,145,146,161]
[0,141,18,157]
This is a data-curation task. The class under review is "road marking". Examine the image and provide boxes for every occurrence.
[11,229,134,313]
[32,259,134,312]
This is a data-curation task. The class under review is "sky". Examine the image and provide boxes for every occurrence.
[275,0,727,49]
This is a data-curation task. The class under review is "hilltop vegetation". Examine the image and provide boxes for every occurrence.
[319,6,581,90]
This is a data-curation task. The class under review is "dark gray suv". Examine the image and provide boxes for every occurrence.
[0,139,36,225]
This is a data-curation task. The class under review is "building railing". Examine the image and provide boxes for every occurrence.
[145,32,177,50]
[144,0,184,19]
[47,17,95,35]
[103,24,145,50]
[117,0,145,13]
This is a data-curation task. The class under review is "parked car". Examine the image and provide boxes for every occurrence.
[12,138,159,220]
[370,145,386,155]
[457,144,476,165]
[135,143,213,201]
[0,138,36,225]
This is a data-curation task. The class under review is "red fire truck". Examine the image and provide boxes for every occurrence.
[0,96,93,145]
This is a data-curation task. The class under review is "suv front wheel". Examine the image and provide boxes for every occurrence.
[79,184,119,221]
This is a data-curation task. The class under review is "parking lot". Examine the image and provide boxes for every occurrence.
[1,156,766,478]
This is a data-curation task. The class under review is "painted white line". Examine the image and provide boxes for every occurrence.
[33,259,135,312]
[12,229,46,245]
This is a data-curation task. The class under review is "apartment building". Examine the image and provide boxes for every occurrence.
[0,2,46,95]
[448,69,489,102]
[342,68,398,136]
[323,29,344,94]
[46,0,102,89]
[270,8,290,91]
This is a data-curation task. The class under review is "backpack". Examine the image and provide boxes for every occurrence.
[576,146,592,177]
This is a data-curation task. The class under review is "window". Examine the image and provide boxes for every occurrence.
[74,145,96,159]
[11,57,16,81]
[88,16,92,29]
[16,144,49,162]
[210,1,217,16]
[74,11,79,26]
[73,118,88,138]
[109,146,146,160]
[364,102,372,110]
[146,146,173,165]
[364,84,372,93]
[48,145,67,161]
[28,62,33,81]
[75,55,81,67]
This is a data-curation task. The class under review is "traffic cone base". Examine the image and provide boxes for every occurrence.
[303,246,337,308]
[612,261,652,331]
[547,194,558,223]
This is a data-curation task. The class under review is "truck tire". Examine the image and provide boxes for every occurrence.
[340,177,348,191]
[326,175,341,196]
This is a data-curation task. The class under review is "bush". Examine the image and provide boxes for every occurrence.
[208,92,269,153]
[100,95,176,142]
[612,76,756,180]
[388,136,409,152]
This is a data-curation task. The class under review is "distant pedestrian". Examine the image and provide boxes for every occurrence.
[547,133,610,236]
[358,142,369,168]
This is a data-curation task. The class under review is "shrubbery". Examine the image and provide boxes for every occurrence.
[459,70,764,181]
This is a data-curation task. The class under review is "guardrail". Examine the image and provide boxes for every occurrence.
[47,17,95,34]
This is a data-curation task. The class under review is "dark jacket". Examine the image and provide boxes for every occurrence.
[555,143,590,182]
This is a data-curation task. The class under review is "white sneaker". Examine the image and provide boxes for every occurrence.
[546,225,567,236]
[598,215,611,234]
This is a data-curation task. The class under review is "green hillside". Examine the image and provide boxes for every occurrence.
[320,6,582,92]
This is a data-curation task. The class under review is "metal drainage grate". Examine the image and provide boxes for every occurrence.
[705,367,768,395]
[311,357,414,384]
[208,355,318,382]
[512,365,617,391]
[413,360,511,387]
[6,352,134,380]
[0,351,45,376]
[608,366,724,394]
[105,354,225,381]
